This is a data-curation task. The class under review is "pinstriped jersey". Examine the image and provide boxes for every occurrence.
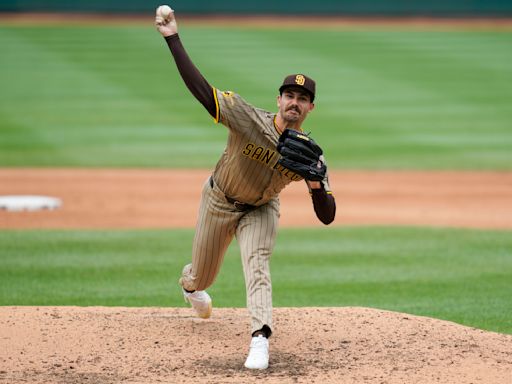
[212,88,331,206]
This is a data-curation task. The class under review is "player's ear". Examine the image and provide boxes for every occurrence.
[276,95,281,107]
[309,102,315,112]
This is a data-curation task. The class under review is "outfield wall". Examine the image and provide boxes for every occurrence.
[1,0,511,16]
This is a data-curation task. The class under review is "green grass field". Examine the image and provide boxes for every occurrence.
[1,25,511,169]
[1,23,511,335]
[1,227,512,334]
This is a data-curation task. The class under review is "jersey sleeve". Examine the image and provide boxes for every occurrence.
[213,88,258,133]
[165,34,216,118]
[307,155,335,225]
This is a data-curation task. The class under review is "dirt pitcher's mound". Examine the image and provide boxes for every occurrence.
[0,307,510,384]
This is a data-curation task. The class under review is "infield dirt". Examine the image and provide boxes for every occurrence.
[1,169,512,229]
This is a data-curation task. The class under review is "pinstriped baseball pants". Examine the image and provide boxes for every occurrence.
[179,177,279,334]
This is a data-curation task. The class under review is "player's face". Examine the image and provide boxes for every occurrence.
[277,88,315,124]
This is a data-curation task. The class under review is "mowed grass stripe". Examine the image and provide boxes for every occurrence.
[0,26,511,168]
[1,227,511,334]
[0,27,226,167]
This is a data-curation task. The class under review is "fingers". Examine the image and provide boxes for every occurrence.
[155,15,165,26]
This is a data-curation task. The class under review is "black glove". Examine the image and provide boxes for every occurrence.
[276,129,327,181]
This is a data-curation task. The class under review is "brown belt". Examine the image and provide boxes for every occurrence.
[209,176,256,211]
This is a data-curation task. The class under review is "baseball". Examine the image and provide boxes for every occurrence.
[157,5,173,20]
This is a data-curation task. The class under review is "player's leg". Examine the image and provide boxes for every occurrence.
[236,197,279,369]
[179,177,241,318]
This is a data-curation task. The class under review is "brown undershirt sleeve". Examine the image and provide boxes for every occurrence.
[311,188,336,225]
[164,34,217,118]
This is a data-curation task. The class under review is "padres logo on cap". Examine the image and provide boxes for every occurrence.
[295,75,306,86]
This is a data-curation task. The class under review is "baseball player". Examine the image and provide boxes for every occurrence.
[155,5,336,370]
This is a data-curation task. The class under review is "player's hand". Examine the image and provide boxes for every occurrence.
[155,5,178,37]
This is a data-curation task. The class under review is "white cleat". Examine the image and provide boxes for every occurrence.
[182,289,212,319]
[244,335,269,370]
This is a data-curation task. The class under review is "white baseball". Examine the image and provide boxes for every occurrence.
[157,5,173,20]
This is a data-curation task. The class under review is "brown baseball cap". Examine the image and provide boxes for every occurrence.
[279,74,316,102]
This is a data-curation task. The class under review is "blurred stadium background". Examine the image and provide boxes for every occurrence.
[1,0,512,16]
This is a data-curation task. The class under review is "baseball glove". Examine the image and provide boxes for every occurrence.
[277,129,327,181]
